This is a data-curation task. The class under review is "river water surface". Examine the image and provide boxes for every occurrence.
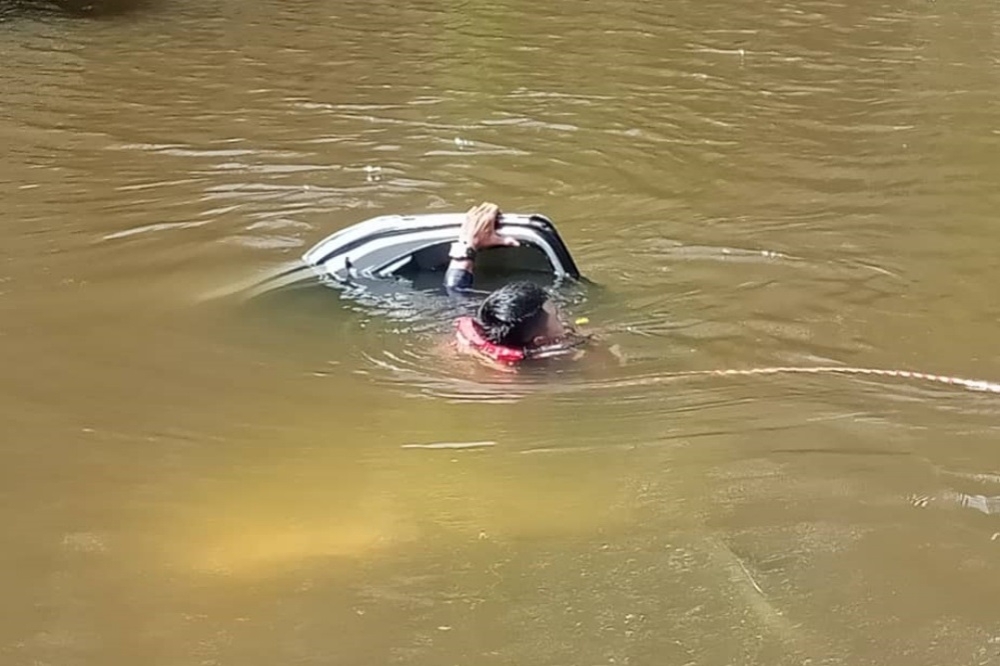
[2,0,1000,664]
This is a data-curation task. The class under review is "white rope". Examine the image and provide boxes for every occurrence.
[652,366,1000,394]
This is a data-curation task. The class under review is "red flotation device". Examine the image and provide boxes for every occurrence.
[455,316,525,365]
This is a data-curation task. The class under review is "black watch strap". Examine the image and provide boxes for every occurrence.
[449,241,477,260]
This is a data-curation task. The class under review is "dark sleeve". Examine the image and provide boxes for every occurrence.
[444,266,474,292]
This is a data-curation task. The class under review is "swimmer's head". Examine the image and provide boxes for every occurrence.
[476,281,567,350]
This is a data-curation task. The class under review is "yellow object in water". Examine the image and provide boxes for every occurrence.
[575,317,590,326]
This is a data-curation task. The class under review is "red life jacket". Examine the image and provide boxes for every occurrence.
[455,317,525,365]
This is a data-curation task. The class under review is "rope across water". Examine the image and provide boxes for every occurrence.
[633,366,1000,394]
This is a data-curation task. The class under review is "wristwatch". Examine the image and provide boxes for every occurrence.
[448,240,478,261]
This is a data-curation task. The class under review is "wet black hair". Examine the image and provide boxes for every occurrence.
[476,281,550,348]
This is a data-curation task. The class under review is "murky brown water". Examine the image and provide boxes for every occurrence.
[3,0,1000,663]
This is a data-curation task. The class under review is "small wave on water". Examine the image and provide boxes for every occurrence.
[364,341,1000,402]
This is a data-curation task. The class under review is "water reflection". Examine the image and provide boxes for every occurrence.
[5,0,1000,663]
[0,0,153,19]
[159,426,637,577]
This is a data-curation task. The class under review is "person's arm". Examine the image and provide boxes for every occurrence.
[443,202,519,292]
[444,243,476,291]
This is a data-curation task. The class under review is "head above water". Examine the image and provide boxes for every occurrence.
[475,281,567,349]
